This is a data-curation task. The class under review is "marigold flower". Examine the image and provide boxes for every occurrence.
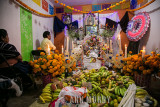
[143,70,147,75]
[129,51,132,54]
[54,0,58,3]
[55,50,59,54]
[34,64,40,68]
[139,66,144,71]
[37,47,42,50]
[42,58,47,63]
[41,65,47,70]
[33,60,38,63]
[47,55,53,60]
[40,52,45,56]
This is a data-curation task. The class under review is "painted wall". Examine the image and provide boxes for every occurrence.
[0,0,54,57]
[135,0,160,54]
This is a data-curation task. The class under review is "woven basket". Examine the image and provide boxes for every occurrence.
[42,74,52,87]
[134,73,151,89]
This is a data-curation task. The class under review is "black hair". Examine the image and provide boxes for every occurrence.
[0,29,8,42]
[43,31,50,38]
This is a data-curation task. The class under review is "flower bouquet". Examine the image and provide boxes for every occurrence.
[122,51,160,88]
[29,49,66,86]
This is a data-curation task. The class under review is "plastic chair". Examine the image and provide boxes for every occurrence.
[31,50,46,60]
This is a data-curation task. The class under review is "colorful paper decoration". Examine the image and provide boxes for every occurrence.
[82,5,92,12]
[49,4,54,15]
[130,0,137,9]
[121,1,130,9]
[20,7,33,61]
[42,0,48,12]
[73,6,82,13]
[111,3,121,10]
[102,4,111,9]
[126,12,150,41]
[56,8,64,13]
[92,5,101,11]
[32,0,41,6]
[64,7,72,13]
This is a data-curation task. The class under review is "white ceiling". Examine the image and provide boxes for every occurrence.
[51,0,125,7]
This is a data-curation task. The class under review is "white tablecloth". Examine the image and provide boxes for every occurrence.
[83,56,101,70]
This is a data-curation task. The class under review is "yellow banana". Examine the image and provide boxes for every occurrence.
[39,95,45,103]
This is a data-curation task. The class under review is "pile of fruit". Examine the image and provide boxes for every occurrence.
[38,67,158,107]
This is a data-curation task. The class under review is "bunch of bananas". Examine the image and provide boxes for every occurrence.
[39,83,52,103]
[135,88,148,98]
[52,89,61,100]
[115,86,127,96]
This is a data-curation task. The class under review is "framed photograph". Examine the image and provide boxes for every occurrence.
[83,13,99,27]
[62,13,72,24]
[85,25,98,35]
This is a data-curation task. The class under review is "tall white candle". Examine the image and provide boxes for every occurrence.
[125,44,127,58]
[118,35,121,51]
[142,47,145,58]
[48,44,50,55]
[66,36,69,52]
[62,45,64,54]
[110,39,112,50]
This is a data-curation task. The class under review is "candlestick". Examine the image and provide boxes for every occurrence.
[62,45,64,54]
[125,44,127,58]
[48,44,50,55]
[72,41,74,49]
[110,39,112,50]
[142,47,145,58]
[66,36,69,52]
[118,35,121,51]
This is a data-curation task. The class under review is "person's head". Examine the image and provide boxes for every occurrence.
[0,29,9,43]
[43,31,51,40]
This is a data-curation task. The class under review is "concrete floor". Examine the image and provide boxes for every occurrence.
[6,85,44,107]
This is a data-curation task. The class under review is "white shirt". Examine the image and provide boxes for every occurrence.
[40,38,56,54]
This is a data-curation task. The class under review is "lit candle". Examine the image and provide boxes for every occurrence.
[62,45,64,54]
[142,47,145,58]
[118,35,121,51]
[125,44,127,58]
[48,44,50,55]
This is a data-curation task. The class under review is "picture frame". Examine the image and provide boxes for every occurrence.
[62,13,72,25]
[85,25,98,35]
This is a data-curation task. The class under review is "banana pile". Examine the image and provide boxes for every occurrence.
[135,88,158,107]
[39,83,61,104]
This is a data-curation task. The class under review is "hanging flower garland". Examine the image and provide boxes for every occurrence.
[15,0,55,17]
[126,12,150,41]
[54,0,127,14]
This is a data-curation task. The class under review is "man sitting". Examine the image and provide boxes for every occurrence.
[40,31,56,54]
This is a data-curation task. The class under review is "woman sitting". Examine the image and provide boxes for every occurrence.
[0,29,32,89]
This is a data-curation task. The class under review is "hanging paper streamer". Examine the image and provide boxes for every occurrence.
[82,5,92,12]
[130,0,137,9]
[140,0,148,6]
[92,5,101,11]
[56,8,64,13]
[137,0,144,5]
[32,0,41,6]
[121,1,130,9]
[64,7,72,13]
[126,12,150,41]
[111,3,121,10]
[102,4,111,10]
[49,4,54,15]
[42,0,48,12]
[73,6,82,13]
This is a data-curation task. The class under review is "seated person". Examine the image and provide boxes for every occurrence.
[40,31,56,54]
[0,29,32,89]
